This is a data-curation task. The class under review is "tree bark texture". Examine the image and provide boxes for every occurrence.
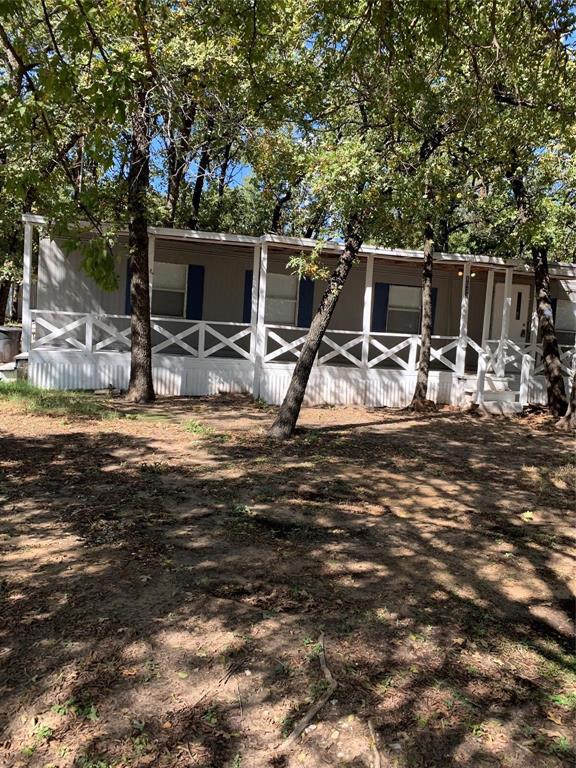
[532,246,567,416]
[0,279,11,322]
[126,91,155,403]
[411,223,435,405]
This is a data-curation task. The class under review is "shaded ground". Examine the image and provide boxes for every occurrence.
[0,391,575,768]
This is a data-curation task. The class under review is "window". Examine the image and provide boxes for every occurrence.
[151,262,187,317]
[387,285,421,333]
[555,299,576,345]
[556,299,576,332]
[265,273,298,324]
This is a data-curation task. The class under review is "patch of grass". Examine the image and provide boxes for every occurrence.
[140,460,169,474]
[202,706,218,725]
[280,713,296,738]
[76,756,113,768]
[303,637,323,657]
[21,721,54,756]
[548,692,576,709]
[131,733,150,756]
[375,675,396,695]
[0,380,116,420]
[52,697,98,721]
[124,412,170,421]
[184,418,214,436]
[32,723,53,743]
[253,397,272,411]
[546,734,573,756]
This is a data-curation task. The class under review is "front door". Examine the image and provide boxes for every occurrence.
[491,283,531,343]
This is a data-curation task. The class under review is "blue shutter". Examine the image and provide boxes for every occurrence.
[297,278,315,328]
[431,286,438,334]
[125,258,132,314]
[242,270,253,323]
[186,265,204,320]
[371,282,389,332]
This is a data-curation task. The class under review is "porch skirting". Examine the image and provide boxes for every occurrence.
[27,349,549,408]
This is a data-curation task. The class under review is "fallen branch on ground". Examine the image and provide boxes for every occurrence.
[277,633,338,752]
[368,718,382,768]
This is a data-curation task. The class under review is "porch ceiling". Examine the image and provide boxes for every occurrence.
[21,213,576,277]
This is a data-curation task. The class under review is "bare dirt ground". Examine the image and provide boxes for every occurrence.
[0,393,575,768]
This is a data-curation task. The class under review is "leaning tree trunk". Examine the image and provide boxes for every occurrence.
[126,92,155,404]
[0,279,11,322]
[556,371,576,431]
[411,223,435,406]
[269,216,363,440]
[532,246,567,417]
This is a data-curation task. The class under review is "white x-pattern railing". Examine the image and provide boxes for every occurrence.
[264,325,483,373]
[31,312,573,402]
[31,310,253,361]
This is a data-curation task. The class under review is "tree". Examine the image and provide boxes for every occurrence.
[271,0,558,436]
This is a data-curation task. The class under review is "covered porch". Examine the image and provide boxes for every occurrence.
[20,215,576,408]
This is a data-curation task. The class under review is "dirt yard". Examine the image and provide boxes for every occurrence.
[0,392,574,768]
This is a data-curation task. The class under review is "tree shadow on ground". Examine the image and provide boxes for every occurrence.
[0,402,574,767]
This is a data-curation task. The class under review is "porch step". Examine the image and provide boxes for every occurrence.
[478,400,523,415]
[483,389,518,403]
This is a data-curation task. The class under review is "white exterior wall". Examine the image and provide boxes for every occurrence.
[37,237,128,315]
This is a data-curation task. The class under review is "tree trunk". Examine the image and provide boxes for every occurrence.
[269,216,363,440]
[556,371,576,431]
[126,91,155,404]
[188,116,213,230]
[0,279,11,322]
[10,283,19,321]
[411,223,435,406]
[218,142,231,199]
[532,246,567,416]
[166,106,195,227]
[270,187,292,233]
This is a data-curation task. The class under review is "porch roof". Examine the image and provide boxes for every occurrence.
[22,213,576,278]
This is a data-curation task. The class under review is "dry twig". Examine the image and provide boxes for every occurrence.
[368,718,382,768]
[277,633,338,752]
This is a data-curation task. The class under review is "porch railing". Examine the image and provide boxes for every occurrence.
[475,338,575,404]
[264,324,484,373]
[32,312,574,394]
[31,310,253,361]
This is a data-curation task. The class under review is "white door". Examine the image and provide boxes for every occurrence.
[491,283,531,343]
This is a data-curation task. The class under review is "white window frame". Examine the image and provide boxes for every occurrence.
[265,272,299,325]
[151,262,188,319]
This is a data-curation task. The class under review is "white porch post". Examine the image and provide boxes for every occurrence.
[252,239,268,398]
[481,268,495,348]
[250,242,261,358]
[21,221,33,353]
[455,261,471,377]
[361,254,374,368]
[519,353,533,405]
[476,268,495,404]
[148,234,155,301]
[497,266,513,377]
[361,254,374,406]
